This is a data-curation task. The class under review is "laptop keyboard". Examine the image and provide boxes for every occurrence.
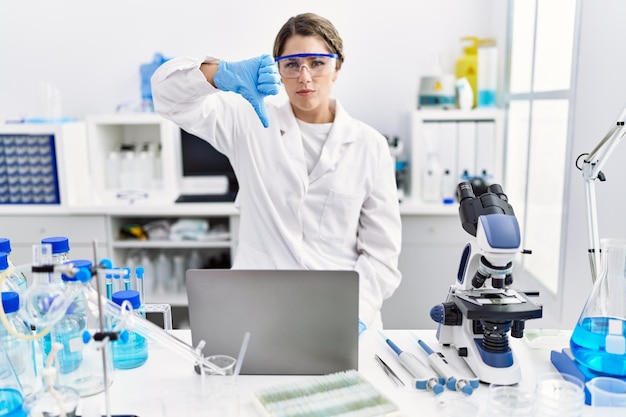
[175,192,236,203]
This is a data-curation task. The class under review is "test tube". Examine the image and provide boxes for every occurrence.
[135,267,145,308]
[106,273,113,299]
[123,267,132,291]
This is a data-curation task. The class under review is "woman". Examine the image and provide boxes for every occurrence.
[151,12,401,331]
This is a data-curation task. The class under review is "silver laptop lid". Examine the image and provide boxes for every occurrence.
[186,269,359,375]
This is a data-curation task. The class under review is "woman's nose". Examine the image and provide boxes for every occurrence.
[297,65,313,82]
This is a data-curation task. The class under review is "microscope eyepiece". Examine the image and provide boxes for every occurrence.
[457,182,475,202]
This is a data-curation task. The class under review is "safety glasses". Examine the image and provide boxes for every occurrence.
[274,53,338,79]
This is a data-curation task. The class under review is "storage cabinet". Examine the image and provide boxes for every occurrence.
[85,113,180,205]
[408,109,505,205]
[105,210,238,307]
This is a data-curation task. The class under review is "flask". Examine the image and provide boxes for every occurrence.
[570,238,626,376]
[0,345,26,417]
[0,291,38,397]
[54,259,113,397]
[0,238,28,292]
[477,38,498,107]
[111,290,148,369]
[455,37,479,108]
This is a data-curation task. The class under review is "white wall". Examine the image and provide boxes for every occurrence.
[0,0,507,142]
[558,0,626,328]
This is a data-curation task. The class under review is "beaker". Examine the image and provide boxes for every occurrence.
[570,238,626,376]
[586,377,626,407]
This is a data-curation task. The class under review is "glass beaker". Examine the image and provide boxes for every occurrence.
[570,238,626,376]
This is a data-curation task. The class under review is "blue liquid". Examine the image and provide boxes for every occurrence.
[0,388,26,417]
[478,90,496,107]
[570,316,626,376]
[113,332,148,369]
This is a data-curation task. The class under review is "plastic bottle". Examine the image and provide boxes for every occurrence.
[422,153,443,203]
[54,259,113,396]
[155,251,172,293]
[456,77,474,111]
[111,290,149,369]
[41,236,70,283]
[106,150,121,190]
[0,291,39,397]
[477,38,498,107]
[455,37,480,108]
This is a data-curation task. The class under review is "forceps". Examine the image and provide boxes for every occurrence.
[375,354,405,387]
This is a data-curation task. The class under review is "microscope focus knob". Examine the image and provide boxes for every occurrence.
[430,302,462,326]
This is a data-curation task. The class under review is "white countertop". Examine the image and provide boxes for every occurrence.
[74,328,620,417]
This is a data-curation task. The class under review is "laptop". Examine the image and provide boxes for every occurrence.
[185,269,359,375]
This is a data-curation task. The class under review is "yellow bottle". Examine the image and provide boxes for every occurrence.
[455,37,480,108]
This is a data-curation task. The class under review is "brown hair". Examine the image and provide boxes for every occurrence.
[273,13,344,69]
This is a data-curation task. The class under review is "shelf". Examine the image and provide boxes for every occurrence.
[112,239,230,249]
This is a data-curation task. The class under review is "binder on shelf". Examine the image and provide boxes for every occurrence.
[437,121,458,203]
[456,121,477,182]
[475,120,496,182]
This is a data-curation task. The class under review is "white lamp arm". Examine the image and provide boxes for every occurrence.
[580,105,626,282]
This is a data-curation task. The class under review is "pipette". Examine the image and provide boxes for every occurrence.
[379,331,444,394]
[411,333,479,395]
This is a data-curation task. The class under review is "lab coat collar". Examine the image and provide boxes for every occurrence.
[276,100,357,184]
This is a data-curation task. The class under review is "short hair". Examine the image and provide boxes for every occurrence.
[273,12,344,70]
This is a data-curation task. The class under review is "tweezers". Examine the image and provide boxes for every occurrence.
[375,354,405,387]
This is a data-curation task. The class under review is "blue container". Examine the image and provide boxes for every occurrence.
[111,290,148,369]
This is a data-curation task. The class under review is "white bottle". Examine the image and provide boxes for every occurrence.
[456,77,474,111]
[477,39,498,107]
[154,252,172,293]
[422,153,443,203]
[106,151,121,190]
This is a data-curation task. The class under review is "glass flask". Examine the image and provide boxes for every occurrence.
[111,290,149,370]
[570,238,626,376]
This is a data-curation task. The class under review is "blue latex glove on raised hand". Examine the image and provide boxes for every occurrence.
[213,54,281,128]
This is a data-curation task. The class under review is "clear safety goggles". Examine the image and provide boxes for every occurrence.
[274,53,338,78]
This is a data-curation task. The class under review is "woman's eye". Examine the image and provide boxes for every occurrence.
[311,60,326,67]
[284,62,300,70]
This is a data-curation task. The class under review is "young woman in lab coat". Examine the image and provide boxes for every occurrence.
[151,12,401,332]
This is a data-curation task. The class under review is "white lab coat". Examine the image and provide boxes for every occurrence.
[152,56,402,329]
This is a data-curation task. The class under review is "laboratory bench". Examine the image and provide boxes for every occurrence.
[75,328,617,417]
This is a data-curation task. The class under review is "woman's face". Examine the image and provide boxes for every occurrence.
[278,35,339,123]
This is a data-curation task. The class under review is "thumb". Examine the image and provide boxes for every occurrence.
[252,98,270,128]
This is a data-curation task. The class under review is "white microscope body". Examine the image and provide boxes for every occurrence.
[431,183,543,385]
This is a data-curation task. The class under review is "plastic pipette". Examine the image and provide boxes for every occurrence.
[378,331,444,394]
[411,333,479,394]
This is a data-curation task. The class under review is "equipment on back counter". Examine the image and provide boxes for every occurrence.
[418,75,456,109]
[430,182,542,385]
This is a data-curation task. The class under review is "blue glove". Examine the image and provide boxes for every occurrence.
[213,54,281,128]
[358,319,367,335]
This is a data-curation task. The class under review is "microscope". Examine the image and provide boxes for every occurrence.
[430,182,543,385]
